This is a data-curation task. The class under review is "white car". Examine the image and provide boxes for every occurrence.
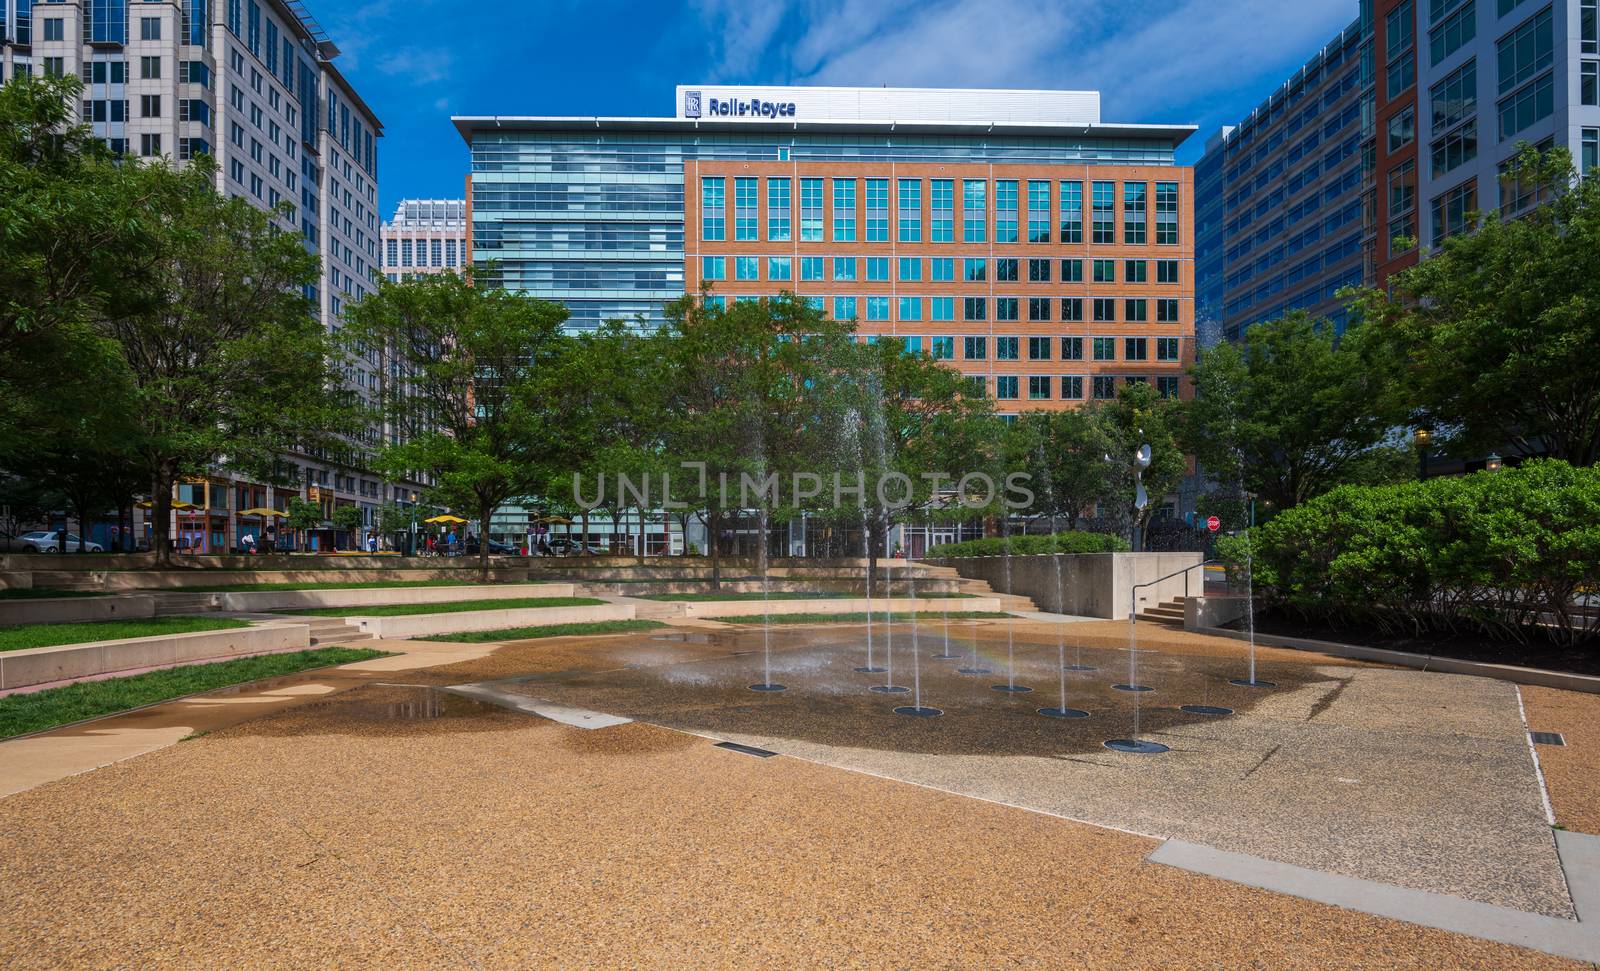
[17,531,103,553]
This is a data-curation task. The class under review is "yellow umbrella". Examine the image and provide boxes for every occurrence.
[137,500,201,511]
[424,514,469,525]
[238,507,287,518]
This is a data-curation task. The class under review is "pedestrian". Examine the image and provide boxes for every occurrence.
[447,529,457,555]
[242,533,256,555]
[366,532,377,554]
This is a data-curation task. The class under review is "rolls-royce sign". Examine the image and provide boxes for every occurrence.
[684,89,796,120]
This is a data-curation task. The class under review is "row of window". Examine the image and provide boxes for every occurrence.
[701,294,1184,325]
[701,177,1181,245]
[700,255,1184,285]
[384,237,464,270]
[983,374,1181,401]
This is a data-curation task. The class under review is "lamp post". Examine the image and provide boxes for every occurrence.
[1412,427,1434,481]
[1485,452,1503,473]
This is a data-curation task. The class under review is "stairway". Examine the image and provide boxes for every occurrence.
[1136,598,1188,625]
[950,576,1041,613]
[302,617,375,646]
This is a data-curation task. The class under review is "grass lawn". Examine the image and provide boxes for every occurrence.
[0,589,109,600]
[416,619,669,643]
[156,579,490,593]
[280,596,607,618]
[0,646,386,738]
[638,591,976,602]
[0,617,251,653]
[707,611,1013,625]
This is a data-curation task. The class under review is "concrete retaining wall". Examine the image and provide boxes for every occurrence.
[1186,596,1247,630]
[924,553,1203,620]
[678,596,1002,619]
[215,583,576,613]
[95,568,535,591]
[350,604,636,640]
[0,622,310,691]
[0,595,155,627]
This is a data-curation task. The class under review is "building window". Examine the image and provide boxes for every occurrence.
[1027,258,1051,283]
[1061,336,1084,361]
[1431,179,1476,242]
[899,257,922,282]
[867,297,890,321]
[932,297,954,321]
[42,58,64,78]
[963,180,987,242]
[996,376,1019,400]
[834,296,857,321]
[865,178,889,242]
[1388,1,1417,93]
[43,18,65,42]
[833,179,856,241]
[1028,376,1051,400]
[1584,61,1599,106]
[1157,337,1181,361]
[734,177,758,241]
[701,178,725,241]
[141,16,162,41]
[899,297,923,322]
[1028,297,1051,321]
[1060,181,1083,243]
[1092,182,1115,243]
[995,258,1018,282]
[768,256,791,282]
[1584,128,1599,172]
[1062,259,1083,283]
[798,178,823,241]
[768,178,791,242]
[1125,259,1148,284]
[996,336,1018,360]
[995,297,1019,321]
[1125,299,1148,323]
[963,297,987,322]
[964,336,987,360]
[931,179,954,242]
[1157,298,1181,323]
[1155,183,1179,245]
[1093,300,1113,327]
[1026,180,1051,243]
[800,256,824,281]
[140,133,163,157]
[1389,159,1419,255]
[931,258,954,281]
[1431,59,1477,134]
[930,336,954,360]
[832,257,856,282]
[1061,375,1084,400]
[963,258,987,282]
[897,178,921,242]
[141,56,162,80]
[700,257,726,282]
[1092,376,1117,400]
[1093,259,1116,283]
[1157,376,1180,399]
[865,257,889,282]
[1430,1,1476,65]
[1387,105,1416,151]
[1431,122,1478,175]
[994,179,1018,243]
[1093,336,1116,361]
[1498,141,1553,211]
[1498,71,1553,140]
[1156,259,1179,284]
[1125,338,1149,361]
[1061,298,1084,322]
[1028,336,1052,361]
[1498,6,1551,94]
[1123,182,1147,244]
[735,256,759,281]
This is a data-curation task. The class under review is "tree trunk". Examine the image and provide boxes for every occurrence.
[151,471,175,567]
[708,507,723,590]
[477,500,492,582]
[75,497,88,553]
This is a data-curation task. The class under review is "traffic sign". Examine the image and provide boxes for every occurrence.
[1206,515,1221,533]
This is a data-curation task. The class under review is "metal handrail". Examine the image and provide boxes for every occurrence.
[1129,557,1224,619]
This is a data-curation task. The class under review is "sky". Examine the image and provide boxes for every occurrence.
[310,0,1360,220]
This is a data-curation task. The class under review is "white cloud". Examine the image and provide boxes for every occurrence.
[687,0,1357,122]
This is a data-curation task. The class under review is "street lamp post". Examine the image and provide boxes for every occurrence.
[1485,452,1503,472]
[1412,427,1434,481]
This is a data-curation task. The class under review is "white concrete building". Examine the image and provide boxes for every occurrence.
[381,198,467,280]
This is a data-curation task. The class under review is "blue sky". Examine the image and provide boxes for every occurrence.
[311,0,1360,219]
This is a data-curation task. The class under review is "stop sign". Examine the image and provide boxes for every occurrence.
[1206,515,1221,532]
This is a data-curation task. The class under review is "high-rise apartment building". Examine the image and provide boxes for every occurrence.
[458,85,1197,416]
[381,198,466,280]
[1200,0,1600,341]
[0,0,408,552]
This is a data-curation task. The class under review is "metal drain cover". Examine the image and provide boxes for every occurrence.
[1530,731,1566,746]
[1104,738,1170,754]
[1113,683,1155,692]
[894,706,943,717]
[714,741,777,758]
[1182,705,1234,716]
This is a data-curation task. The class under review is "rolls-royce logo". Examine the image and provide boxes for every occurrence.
[684,90,703,118]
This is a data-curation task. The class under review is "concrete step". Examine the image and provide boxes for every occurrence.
[1137,599,1187,625]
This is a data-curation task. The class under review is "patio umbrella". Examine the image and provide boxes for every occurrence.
[137,500,201,511]
[238,507,287,517]
[538,515,573,525]
[424,514,469,525]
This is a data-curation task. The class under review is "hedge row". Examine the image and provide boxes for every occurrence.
[926,531,1129,558]
[1236,459,1600,645]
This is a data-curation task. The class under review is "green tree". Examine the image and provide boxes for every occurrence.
[1182,311,1405,511]
[342,271,572,578]
[1101,382,1186,545]
[1011,407,1120,531]
[1350,145,1600,465]
[98,157,353,565]
[332,504,365,548]
[283,497,322,552]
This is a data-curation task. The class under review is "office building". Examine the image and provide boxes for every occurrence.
[457,85,1197,415]
[0,0,408,552]
[381,197,467,280]
[1200,0,1600,341]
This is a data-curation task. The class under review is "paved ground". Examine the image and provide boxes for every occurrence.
[0,618,1589,968]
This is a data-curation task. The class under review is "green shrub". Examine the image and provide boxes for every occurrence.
[926,531,1129,558]
[1247,459,1600,645]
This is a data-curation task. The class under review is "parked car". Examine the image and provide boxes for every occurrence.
[17,531,103,553]
[486,539,518,555]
